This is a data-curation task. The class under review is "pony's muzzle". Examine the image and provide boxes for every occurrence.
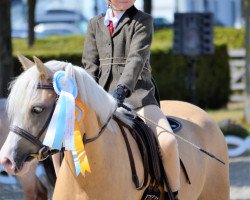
[0,156,16,174]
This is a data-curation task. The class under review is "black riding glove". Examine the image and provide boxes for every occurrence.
[112,85,129,106]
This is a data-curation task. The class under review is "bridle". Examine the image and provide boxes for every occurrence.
[9,83,60,161]
[9,83,113,162]
[9,82,149,191]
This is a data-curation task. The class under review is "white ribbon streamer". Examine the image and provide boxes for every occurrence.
[64,92,75,150]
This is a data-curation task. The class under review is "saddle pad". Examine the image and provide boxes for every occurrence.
[167,117,182,133]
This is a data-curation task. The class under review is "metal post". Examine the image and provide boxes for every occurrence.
[244,0,250,122]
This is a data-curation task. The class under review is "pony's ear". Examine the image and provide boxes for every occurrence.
[17,54,34,70]
[33,56,50,80]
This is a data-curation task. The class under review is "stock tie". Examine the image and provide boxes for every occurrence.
[109,20,114,35]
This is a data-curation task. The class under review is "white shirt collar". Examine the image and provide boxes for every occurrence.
[104,8,125,29]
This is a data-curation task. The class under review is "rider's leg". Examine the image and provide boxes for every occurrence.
[136,104,180,192]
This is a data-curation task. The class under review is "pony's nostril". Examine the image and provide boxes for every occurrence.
[0,157,15,170]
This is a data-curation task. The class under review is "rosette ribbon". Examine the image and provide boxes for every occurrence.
[42,70,91,176]
[43,70,77,150]
[73,100,91,176]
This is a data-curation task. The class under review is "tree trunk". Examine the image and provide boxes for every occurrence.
[28,0,36,47]
[0,0,13,97]
[143,0,152,14]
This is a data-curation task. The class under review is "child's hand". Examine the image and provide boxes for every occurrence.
[112,85,128,106]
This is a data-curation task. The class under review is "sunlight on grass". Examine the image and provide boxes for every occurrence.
[206,102,250,132]
[207,109,243,123]
[13,36,84,56]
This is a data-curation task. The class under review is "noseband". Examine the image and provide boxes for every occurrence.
[9,83,60,161]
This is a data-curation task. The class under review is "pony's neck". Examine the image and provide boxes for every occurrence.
[74,66,117,126]
[79,103,110,166]
[57,102,144,199]
[83,104,105,146]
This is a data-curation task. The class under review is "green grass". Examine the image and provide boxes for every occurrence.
[12,27,246,57]
[207,108,243,123]
[207,103,250,133]
[12,35,85,56]
[151,28,173,51]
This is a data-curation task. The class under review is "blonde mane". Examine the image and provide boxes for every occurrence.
[7,60,117,126]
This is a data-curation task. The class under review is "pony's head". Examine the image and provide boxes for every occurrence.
[0,55,62,175]
[0,55,117,175]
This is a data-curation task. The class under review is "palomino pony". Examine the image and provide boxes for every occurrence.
[0,98,48,200]
[0,56,229,200]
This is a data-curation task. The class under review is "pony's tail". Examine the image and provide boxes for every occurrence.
[42,157,57,187]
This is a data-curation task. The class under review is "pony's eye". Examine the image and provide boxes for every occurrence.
[31,106,44,114]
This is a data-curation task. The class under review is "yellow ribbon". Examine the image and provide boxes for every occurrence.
[74,100,91,175]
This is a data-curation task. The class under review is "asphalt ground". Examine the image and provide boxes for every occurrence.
[229,151,250,200]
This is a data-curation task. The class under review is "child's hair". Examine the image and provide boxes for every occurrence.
[105,0,111,8]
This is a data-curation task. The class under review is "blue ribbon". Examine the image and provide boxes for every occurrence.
[51,92,67,149]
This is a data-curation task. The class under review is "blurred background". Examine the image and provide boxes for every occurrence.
[1,0,250,200]
[10,0,244,38]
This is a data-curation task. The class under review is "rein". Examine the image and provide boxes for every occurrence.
[10,81,146,191]
[10,82,150,192]
[83,115,113,144]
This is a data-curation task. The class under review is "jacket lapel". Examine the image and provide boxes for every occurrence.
[113,5,138,37]
[98,16,112,39]
[113,15,130,37]
[97,6,138,38]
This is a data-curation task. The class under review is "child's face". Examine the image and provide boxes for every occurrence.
[109,0,136,11]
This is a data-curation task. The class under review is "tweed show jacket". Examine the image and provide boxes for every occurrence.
[82,5,159,109]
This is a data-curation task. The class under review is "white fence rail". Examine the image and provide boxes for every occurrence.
[227,50,250,157]
[228,49,246,102]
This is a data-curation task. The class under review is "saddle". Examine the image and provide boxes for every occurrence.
[113,112,189,200]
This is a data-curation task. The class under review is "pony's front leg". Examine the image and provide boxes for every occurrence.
[52,153,61,177]
[53,152,88,200]
[18,160,47,200]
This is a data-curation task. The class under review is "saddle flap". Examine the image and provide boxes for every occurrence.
[113,112,191,188]
[113,112,163,184]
